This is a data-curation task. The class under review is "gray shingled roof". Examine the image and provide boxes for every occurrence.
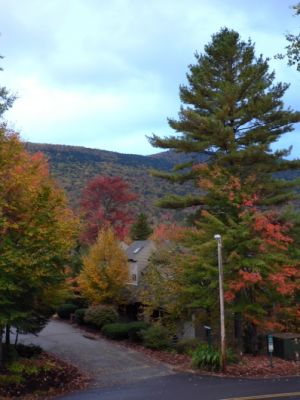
[126,240,155,273]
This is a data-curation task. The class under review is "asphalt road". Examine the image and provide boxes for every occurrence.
[19,320,300,400]
[57,373,300,400]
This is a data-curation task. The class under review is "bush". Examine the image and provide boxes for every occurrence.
[74,308,87,325]
[101,321,150,341]
[127,321,150,342]
[2,345,19,364]
[84,305,118,329]
[175,338,202,355]
[102,323,130,340]
[141,325,171,350]
[57,303,78,319]
[16,344,42,358]
[192,344,237,371]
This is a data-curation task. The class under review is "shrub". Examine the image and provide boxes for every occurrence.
[101,323,129,340]
[0,374,23,386]
[101,321,150,341]
[175,338,202,355]
[2,345,19,364]
[74,308,87,325]
[127,321,150,342]
[57,303,78,319]
[141,325,171,350]
[84,305,118,329]
[16,344,42,358]
[192,344,237,371]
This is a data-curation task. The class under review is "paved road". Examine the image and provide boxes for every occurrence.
[19,319,173,388]
[58,374,300,400]
[19,320,300,400]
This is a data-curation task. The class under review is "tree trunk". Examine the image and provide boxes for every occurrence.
[0,326,3,366]
[5,324,10,345]
[234,312,243,351]
[250,324,258,355]
[15,328,19,346]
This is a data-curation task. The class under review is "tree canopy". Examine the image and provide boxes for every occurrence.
[130,213,153,240]
[0,127,78,357]
[149,27,300,212]
[78,226,128,304]
[80,175,137,244]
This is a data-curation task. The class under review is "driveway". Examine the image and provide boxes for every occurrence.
[19,320,300,400]
[18,319,173,388]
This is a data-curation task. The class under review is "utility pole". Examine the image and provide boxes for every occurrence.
[214,234,226,372]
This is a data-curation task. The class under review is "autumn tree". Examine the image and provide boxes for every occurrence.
[80,175,137,244]
[130,213,152,240]
[0,127,78,363]
[176,168,300,352]
[78,226,129,304]
[148,28,300,213]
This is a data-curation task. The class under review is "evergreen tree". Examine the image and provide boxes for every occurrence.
[148,28,300,212]
[130,213,153,240]
[278,3,300,71]
[147,29,300,350]
[179,171,300,340]
[0,55,15,119]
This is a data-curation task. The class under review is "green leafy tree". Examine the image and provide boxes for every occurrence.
[130,213,153,240]
[148,28,300,213]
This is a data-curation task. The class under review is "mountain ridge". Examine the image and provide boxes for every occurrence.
[24,142,199,220]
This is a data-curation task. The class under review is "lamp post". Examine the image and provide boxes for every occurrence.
[214,234,226,372]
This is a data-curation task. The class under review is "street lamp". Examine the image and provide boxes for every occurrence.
[214,234,226,372]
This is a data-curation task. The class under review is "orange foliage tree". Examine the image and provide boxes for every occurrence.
[177,165,300,351]
[0,127,78,355]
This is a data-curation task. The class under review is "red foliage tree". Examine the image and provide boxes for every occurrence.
[80,176,137,244]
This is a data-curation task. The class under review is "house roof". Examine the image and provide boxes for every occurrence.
[125,240,155,272]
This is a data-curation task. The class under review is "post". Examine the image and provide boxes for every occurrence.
[267,334,274,368]
[214,234,226,372]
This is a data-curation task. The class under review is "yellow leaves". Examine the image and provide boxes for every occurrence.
[78,226,128,304]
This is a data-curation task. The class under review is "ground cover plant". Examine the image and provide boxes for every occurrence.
[0,344,86,398]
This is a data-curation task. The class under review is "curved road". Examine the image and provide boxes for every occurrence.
[19,320,300,400]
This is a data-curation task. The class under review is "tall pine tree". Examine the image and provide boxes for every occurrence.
[130,213,153,240]
[0,54,15,119]
[149,28,300,212]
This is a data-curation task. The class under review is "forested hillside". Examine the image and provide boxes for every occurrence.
[24,143,209,220]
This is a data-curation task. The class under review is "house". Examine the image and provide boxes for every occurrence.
[125,240,156,286]
[123,239,205,341]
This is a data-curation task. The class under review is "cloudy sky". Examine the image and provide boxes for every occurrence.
[0,0,299,156]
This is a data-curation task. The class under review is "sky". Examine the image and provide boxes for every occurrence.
[0,0,299,156]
